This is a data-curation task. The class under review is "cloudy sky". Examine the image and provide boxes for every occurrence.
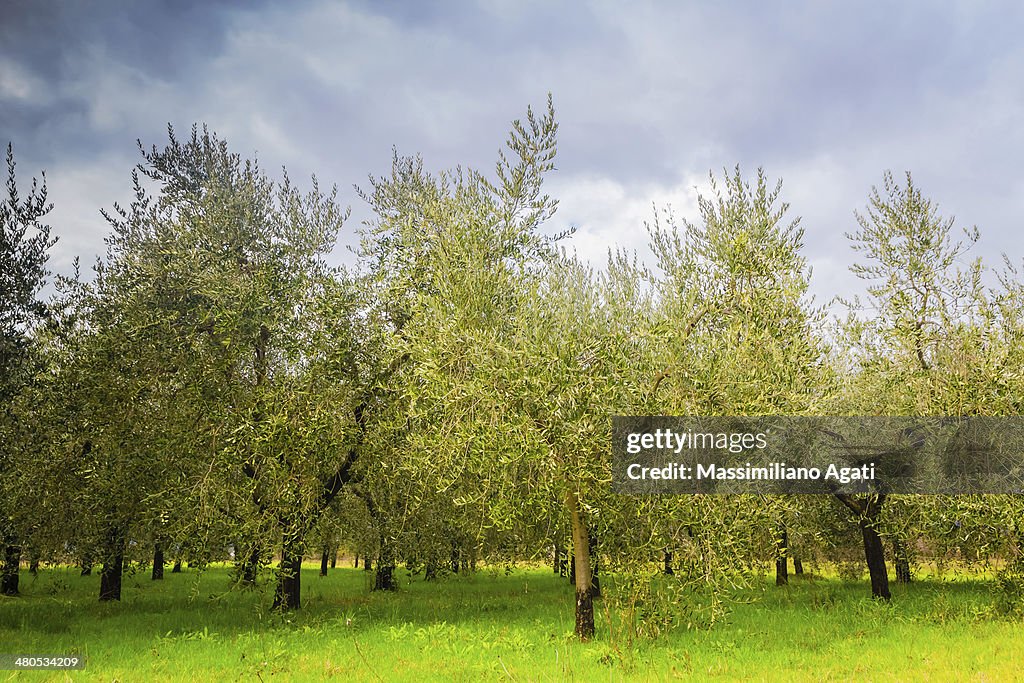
[3,0,1022,308]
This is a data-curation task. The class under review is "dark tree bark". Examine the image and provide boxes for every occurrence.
[860,519,890,599]
[566,489,595,640]
[424,563,437,581]
[171,558,182,573]
[451,542,460,574]
[99,564,123,600]
[374,561,395,590]
[1,539,20,596]
[775,525,789,586]
[272,545,302,611]
[664,550,674,576]
[28,549,39,576]
[835,492,890,600]
[330,548,337,569]
[152,542,164,580]
[373,541,396,591]
[363,556,372,572]
[893,538,912,583]
[319,547,329,577]
[794,557,804,575]
[366,493,396,591]
[99,528,125,602]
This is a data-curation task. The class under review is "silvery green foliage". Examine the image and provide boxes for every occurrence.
[1,143,56,397]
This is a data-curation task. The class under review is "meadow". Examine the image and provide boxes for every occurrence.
[2,562,1021,681]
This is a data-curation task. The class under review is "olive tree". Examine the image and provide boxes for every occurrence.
[0,144,57,596]
[57,125,353,607]
[643,167,831,591]
[837,170,992,598]
[362,98,624,638]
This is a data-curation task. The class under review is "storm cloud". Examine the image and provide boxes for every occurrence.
[3,0,1022,306]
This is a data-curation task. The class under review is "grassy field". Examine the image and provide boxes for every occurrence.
[1,562,1021,681]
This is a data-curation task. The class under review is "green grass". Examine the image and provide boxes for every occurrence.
[1,563,1021,681]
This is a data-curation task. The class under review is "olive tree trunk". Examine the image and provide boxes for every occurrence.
[273,542,303,610]
[835,492,890,600]
[99,527,125,602]
[775,525,789,586]
[152,542,164,580]
[566,489,594,640]
[1,537,20,596]
[893,538,912,584]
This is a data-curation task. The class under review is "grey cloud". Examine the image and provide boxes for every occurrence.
[1,0,1022,306]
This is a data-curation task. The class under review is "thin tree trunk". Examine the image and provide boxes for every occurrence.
[1,538,20,596]
[893,538,911,583]
[566,489,595,640]
[172,558,182,573]
[330,547,337,569]
[374,560,395,590]
[273,544,302,610]
[664,549,674,576]
[99,528,125,602]
[152,542,164,580]
[320,546,329,577]
[860,518,890,600]
[775,525,789,586]
[374,540,396,591]
[794,557,804,575]
[834,492,891,600]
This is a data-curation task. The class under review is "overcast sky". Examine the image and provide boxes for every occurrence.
[3,0,1022,309]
